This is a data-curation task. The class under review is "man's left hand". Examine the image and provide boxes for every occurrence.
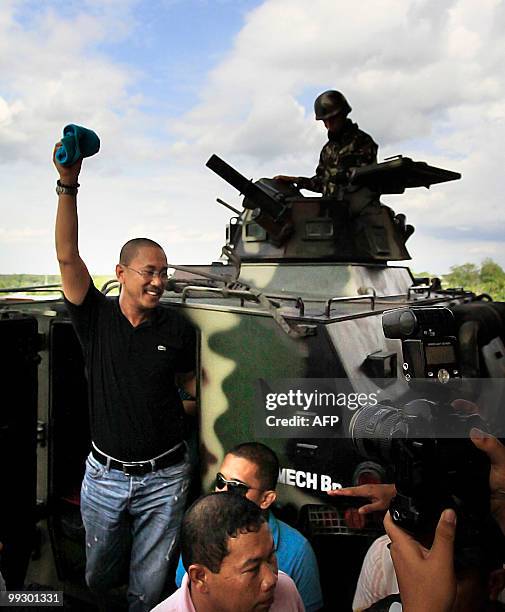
[384,509,456,612]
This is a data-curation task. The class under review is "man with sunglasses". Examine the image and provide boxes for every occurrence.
[53,146,196,611]
[175,442,323,611]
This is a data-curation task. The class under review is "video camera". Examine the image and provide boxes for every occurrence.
[382,306,460,382]
[351,306,502,564]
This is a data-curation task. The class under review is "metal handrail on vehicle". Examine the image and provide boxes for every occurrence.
[181,285,260,307]
[0,284,64,300]
[180,285,309,316]
[101,279,120,294]
[295,297,305,317]
[258,293,306,316]
[325,294,376,317]
[179,285,312,339]
[443,287,470,297]
[0,284,62,293]
[408,284,432,300]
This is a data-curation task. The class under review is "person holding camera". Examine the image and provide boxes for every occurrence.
[339,429,505,611]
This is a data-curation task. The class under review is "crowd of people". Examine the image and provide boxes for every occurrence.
[45,90,505,612]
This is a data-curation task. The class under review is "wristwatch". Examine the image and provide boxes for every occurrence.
[56,180,79,196]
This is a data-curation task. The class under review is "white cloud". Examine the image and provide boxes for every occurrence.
[0,227,50,243]
[0,1,145,166]
[0,0,504,276]
[171,0,505,157]
[169,0,505,274]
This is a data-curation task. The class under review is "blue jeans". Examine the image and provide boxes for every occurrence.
[80,452,191,612]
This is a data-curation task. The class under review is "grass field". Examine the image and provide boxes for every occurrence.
[0,274,119,297]
[1,262,504,301]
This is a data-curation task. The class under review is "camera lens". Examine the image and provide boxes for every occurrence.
[382,308,418,339]
[350,403,404,463]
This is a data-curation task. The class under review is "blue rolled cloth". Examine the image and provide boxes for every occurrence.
[55,124,100,166]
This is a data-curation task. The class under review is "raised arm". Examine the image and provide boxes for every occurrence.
[53,143,90,305]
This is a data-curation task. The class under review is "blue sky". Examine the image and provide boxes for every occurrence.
[93,1,261,119]
[1,0,504,275]
[7,0,260,134]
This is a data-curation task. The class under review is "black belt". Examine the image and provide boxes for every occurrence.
[91,443,186,476]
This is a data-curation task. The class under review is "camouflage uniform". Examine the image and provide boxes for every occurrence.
[297,119,378,196]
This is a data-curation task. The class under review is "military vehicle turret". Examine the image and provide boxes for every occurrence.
[205,153,459,263]
[0,154,504,609]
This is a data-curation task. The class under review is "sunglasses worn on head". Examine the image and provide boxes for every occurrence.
[215,472,251,496]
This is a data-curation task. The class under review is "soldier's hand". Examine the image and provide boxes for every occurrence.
[328,483,396,514]
[384,509,457,612]
[53,142,82,185]
[273,175,298,183]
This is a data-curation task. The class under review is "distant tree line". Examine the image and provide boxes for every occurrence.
[441,258,505,301]
[413,259,505,301]
[0,274,115,293]
[0,274,61,289]
[1,260,505,301]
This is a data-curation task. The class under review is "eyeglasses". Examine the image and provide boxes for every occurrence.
[215,472,264,497]
[123,265,169,282]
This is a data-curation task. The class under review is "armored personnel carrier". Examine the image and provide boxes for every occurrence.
[1,154,504,608]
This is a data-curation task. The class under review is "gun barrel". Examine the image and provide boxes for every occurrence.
[206,155,253,197]
[206,154,284,219]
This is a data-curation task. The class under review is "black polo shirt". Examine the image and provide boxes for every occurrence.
[65,281,196,460]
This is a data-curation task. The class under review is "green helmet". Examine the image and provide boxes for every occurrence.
[314,90,352,120]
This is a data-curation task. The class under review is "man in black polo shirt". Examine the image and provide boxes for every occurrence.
[53,144,196,612]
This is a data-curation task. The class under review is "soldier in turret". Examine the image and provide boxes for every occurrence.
[275,90,378,196]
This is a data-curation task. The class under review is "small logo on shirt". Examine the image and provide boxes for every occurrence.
[157,345,167,351]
